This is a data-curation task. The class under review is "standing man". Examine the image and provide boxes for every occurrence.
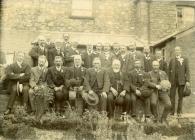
[66,55,87,111]
[143,47,155,72]
[29,55,49,115]
[169,46,190,116]
[29,35,48,66]
[107,59,130,118]
[128,60,151,121]
[148,61,171,123]
[47,56,69,115]
[94,42,102,57]
[155,49,168,74]
[85,57,110,112]
[64,41,80,67]
[99,43,114,69]
[4,52,31,115]
[82,44,96,68]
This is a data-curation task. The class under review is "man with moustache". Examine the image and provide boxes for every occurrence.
[29,35,48,66]
[169,46,190,116]
[99,43,114,69]
[47,56,69,115]
[155,49,168,74]
[107,59,130,118]
[148,61,171,123]
[66,55,87,111]
[143,47,156,72]
[85,58,110,112]
[29,55,49,114]
[48,39,65,67]
[4,52,31,115]
[82,44,96,68]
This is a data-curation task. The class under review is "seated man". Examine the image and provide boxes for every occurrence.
[85,57,110,112]
[66,55,87,112]
[107,59,130,118]
[5,52,31,115]
[128,60,151,121]
[46,56,69,115]
[148,61,171,123]
[29,55,50,116]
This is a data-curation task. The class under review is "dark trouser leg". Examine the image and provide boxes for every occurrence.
[7,84,17,109]
[107,92,114,118]
[130,94,137,117]
[143,97,151,117]
[55,90,65,113]
[123,94,131,114]
[22,85,29,107]
[177,85,185,114]
[29,88,35,112]
[99,94,107,112]
[170,85,177,114]
[159,92,172,120]
[150,92,158,119]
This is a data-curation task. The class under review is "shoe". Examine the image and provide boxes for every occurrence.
[4,109,11,115]
[177,113,182,118]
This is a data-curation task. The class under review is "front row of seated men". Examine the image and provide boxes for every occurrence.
[4,52,172,123]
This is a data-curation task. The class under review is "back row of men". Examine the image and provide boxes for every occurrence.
[4,34,190,124]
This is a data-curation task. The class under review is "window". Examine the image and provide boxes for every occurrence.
[71,0,93,19]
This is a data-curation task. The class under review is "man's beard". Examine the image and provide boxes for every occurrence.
[56,63,61,67]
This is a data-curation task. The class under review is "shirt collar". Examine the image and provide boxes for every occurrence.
[16,61,23,68]
[56,66,62,71]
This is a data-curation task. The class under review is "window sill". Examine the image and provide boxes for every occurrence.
[69,15,94,20]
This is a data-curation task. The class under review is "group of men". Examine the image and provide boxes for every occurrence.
[3,33,190,124]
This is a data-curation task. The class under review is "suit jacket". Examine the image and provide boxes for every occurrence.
[128,69,149,93]
[7,62,31,85]
[158,59,168,74]
[107,68,128,93]
[46,66,68,89]
[148,70,168,89]
[168,56,190,85]
[85,68,110,93]
[82,51,96,68]
[66,66,87,88]
[48,47,64,67]
[29,66,48,88]
[122,52,144,73]
[99,52,114,69]
[64,47,80,67]
[29,45,48,66]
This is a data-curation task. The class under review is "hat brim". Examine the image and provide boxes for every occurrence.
[83,91,99,106]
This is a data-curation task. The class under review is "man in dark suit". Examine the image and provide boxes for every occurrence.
[85,57,110,112]
[48,39,65,67]
[64,41,80,67]
[169,46,190,116]
[128,60,151,121]
[107,59,130,118]
[47,56,69,114]
[148,61,171,123]
[122,43,144,73]
[4,52,31,115]
[66,55,87,111]
[155,49,168,73]
[29,35,48,66]
[82,44,96,68]
[94,42,102,57]
[29,55,49,114]
[143,47,156,72]
[99,43,114,70]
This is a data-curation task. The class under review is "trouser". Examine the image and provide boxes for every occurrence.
[170,84,185,114]
[150,91,171,120]
[130,93,150,117]
[54,87,68,113]
[7,84,29,109]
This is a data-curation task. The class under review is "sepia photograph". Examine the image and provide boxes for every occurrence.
[0,0,195,139]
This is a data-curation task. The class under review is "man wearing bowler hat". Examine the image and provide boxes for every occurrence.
[46,56,69,115]
[85,57,110,112]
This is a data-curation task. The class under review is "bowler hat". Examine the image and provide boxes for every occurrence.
[183,85,191,97]
[81,91,99,106]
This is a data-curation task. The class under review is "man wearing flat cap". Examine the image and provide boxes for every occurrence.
[5,52,31,115]
[66,55,87,111]
[85,57,110,112]
[46,56,69,115]
[29,35,48,66]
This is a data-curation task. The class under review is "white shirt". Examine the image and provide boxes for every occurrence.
[16,61,22,68]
